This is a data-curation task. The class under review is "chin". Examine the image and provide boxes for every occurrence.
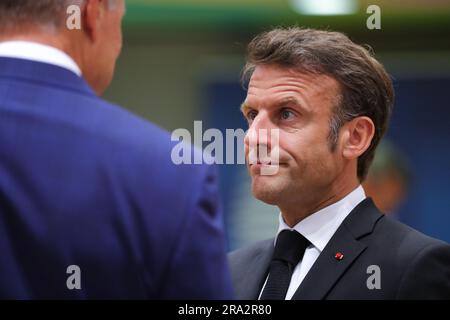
[251,177,283,205]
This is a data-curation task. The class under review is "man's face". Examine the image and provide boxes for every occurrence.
[242,65,344,209]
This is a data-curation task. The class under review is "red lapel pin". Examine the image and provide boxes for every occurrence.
[335,252,344,261]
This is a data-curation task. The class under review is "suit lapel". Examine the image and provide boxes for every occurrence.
[291,224,367,299]
[292,198,383,300]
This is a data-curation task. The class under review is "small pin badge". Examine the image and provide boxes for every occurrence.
[335,252,344,261]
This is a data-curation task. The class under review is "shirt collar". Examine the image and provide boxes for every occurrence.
[0,41,82,77]
[277,185,366,252]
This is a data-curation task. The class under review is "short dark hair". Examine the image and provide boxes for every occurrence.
[243,27,394,181]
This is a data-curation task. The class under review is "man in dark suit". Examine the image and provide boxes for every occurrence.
[230,27,450,299]
[0,0,232,299]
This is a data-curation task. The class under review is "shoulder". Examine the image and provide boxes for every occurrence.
[368,216,450,298]
[74,98,207,175]
[375,216,448,254]
[83,98,173,152]
[63,97,215,208]
[364,213,449,266]
[394,228,450,298]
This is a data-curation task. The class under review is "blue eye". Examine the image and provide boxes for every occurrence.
[280,109,295,120]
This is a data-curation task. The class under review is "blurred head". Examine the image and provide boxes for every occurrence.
[363,141,412,214]
[241,28,394,222]
[0,0,126,95]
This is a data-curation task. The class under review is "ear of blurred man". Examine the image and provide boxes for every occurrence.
[69,0,125,95]
[0,0,125,95]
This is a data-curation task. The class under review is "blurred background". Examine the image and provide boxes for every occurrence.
[104,0,450,250]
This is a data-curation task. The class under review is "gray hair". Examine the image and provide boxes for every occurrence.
[0,0,118,30]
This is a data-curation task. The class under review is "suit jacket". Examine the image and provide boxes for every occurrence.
[0,57,232,299]
[230,198,450,299]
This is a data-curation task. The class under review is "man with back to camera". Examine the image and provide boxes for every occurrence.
[230,27,450,299]
[0,0,232,299]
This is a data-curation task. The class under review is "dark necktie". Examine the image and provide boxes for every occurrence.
[260,230,310,300]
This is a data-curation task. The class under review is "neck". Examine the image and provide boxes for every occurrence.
[279,174,360,227]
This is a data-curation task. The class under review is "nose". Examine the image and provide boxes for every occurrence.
[244,111,277,149]
[245,112,280,167]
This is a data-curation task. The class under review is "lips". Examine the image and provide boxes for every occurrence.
[246,148,288,167]
[249,162,284,176]
[256,158,273,165]
[250,162,286,167]
[247,154,281,166]
[247,157,288,166]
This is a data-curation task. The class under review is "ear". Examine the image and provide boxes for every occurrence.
[341,116,375,160]
[83,0,103,42]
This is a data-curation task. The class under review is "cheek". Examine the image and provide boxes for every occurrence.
[283,133,335,171]
[312,145,341,180]
[279,137,303,158]
[278,132,305,160]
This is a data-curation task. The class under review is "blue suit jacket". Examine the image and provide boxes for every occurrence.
[0,57,233,299]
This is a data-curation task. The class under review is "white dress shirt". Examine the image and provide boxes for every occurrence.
[0,41,81,76]
[259,185,366,300]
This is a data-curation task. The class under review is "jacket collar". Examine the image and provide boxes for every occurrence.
[291,198,384,299]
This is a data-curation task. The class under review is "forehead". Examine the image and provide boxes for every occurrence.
[245,65,340,111]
